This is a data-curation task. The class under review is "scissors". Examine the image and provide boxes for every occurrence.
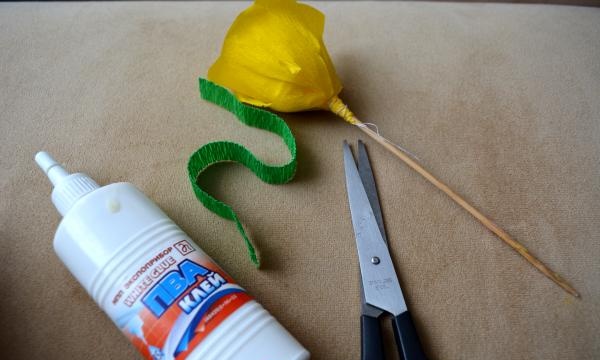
[343,140,427,360]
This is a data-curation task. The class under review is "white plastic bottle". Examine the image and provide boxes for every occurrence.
[35,151,309,360]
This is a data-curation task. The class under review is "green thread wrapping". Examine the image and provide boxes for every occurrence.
[187,79,297,267]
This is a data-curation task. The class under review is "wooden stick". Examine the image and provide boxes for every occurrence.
[349,116,579,298]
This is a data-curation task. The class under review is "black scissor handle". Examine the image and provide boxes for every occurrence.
[392,311,427,360]
[361,314,385,360]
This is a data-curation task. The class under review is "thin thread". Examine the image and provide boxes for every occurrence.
[328,96,419,160]
[356,122,420,161]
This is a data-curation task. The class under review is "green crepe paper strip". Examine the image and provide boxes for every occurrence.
[188,78,297,267]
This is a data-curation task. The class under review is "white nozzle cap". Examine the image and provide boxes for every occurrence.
[35,151,69,186]
[35,151,100,216]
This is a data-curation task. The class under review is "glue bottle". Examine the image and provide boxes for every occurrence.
[35,151,309,360]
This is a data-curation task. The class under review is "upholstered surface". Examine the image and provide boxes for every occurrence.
[1,2,599,359]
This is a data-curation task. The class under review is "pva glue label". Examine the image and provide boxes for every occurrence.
[111,238,252,359]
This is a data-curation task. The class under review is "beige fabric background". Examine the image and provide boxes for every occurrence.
[1,2,599,359]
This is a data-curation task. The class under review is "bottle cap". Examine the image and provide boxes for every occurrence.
[35,151,100,216]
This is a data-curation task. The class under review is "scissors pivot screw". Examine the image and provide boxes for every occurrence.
[371,256,380,265]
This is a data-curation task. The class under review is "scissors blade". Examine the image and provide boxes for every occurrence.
[356,141,387,318]
[358,140,387,246]
[343,141,407,316]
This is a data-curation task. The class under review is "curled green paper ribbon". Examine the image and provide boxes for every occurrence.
[188,79,297,267]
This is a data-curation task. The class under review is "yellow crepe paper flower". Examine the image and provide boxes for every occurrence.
[208,0,344,114]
